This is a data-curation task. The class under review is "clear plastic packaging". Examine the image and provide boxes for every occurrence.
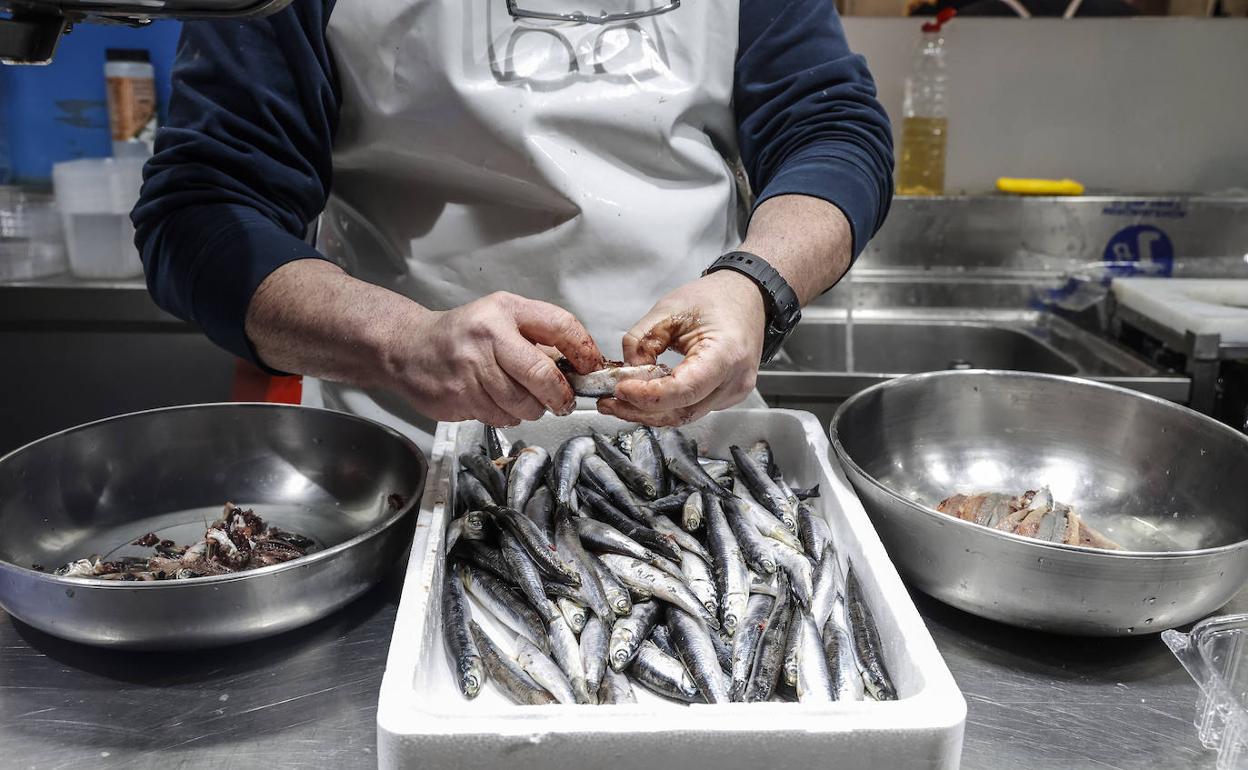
[1163,614,1248,769]
[51,157,145,280]
[0,187,68,281]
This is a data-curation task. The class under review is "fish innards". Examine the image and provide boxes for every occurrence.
[443,423,898,705]
[47,503,316,581]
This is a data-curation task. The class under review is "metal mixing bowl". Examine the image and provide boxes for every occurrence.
[830,370,1248,636]
[0,403,426,649]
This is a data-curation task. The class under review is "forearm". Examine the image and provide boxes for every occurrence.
[737,193,854,306]
[244,258,423,387]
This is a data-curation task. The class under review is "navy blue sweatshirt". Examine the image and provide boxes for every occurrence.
[132,0,893,366]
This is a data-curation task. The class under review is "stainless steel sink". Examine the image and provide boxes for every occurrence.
[774,321,1079,376]
[758,309,1189,422]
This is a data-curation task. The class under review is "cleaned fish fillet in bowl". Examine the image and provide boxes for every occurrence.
[830,370,1248,636]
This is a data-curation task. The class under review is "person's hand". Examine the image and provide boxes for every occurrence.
[598,271,765,426]
[384,291,604,427]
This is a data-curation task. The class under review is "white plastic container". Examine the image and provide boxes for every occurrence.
[377,409,966,770]
[0,187,67,281]
[51,157,145,280]
[1164,614,1248,769]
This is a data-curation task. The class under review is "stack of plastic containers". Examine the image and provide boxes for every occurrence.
[51,157,146,280]
[0,186,68,281]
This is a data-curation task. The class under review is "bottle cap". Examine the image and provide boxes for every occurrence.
[922,7,957,32]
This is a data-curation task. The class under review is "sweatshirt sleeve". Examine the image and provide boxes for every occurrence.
[130,0,339,367]
[734,0,895,259]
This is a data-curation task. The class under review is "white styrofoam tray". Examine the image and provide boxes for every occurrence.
[377,409,966,769]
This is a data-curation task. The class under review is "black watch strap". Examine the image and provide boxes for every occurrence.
[703,251,801,365]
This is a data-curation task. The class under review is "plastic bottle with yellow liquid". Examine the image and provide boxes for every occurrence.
[897,9,954,196]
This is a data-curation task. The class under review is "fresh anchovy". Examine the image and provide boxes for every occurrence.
[730,445,797,531]
[453,540,510,582]
[547,614,592,704]
[680,550,718,616]
[580,615,610,702]
[615,430,634,457]
[847,565,896,700]
[630,640,698,703]
[498,531,559,622]
[461,451,507,505]
[487,505,580,586]
[824,598,864,702]
[506,438,527,460]
[794,609,835,704]
[442,566,484,699]
[523,486,553,536]
[797,501,833,560]
[726,498,779,575]
[469,621,557,706]
[557,596,588,634]
[730,594,773,701]
[658,428,732,499]
[484,425,506,462]
[589,553,633,616]
[600,667,637,704]
[709,623,733,673]
[698,458,732,482]
[769,539,814,607]
[551,436,596,511]
[575,516,656,563]
[554,507,614,622]
[626,426,668,498]
[733,479,803,551]
[592,433,659,500]
[507,446,550,512]
[460,563,549,653]
[704,491,749,637]
[558,359,672,397]
[650,623,678,658]
[680,491,703,531]
[648,490,688,517]
[745,439,777,481]
[515,636,577,705]
[458,471,496,512]
[608,600,662,672]
[581,454,654,524]
[597,554,718,629]
[782,610,802,687]
[809,547,841,628]
[668,609,730,703]
[745,575,793,703]
[579,484,681,562]
[793,484,821,501]
[651,514,709,561]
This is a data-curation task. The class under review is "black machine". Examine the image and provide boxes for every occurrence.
[0,0,291,63]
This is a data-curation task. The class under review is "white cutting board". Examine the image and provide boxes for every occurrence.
[1113,278,1248,344]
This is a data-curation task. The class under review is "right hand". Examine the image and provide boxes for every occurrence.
[384,291,604,427]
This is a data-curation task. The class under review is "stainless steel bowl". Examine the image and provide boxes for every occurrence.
[830,370,1248,636]
[0,403,426,649]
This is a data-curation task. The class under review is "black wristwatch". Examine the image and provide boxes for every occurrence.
[703,251,801,365]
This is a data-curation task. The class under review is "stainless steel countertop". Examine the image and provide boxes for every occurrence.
[1,558,1235,770]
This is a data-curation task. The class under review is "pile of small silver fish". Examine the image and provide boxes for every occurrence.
[49,503,315,580]
[936,486,1121,550]
[442,424,898,706]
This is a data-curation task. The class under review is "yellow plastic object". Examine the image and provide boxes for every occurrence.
[995,177,1086,196]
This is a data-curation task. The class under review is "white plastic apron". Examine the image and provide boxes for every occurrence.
[309,0,747,449]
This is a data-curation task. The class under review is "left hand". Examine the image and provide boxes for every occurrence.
[597,270,766,426]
